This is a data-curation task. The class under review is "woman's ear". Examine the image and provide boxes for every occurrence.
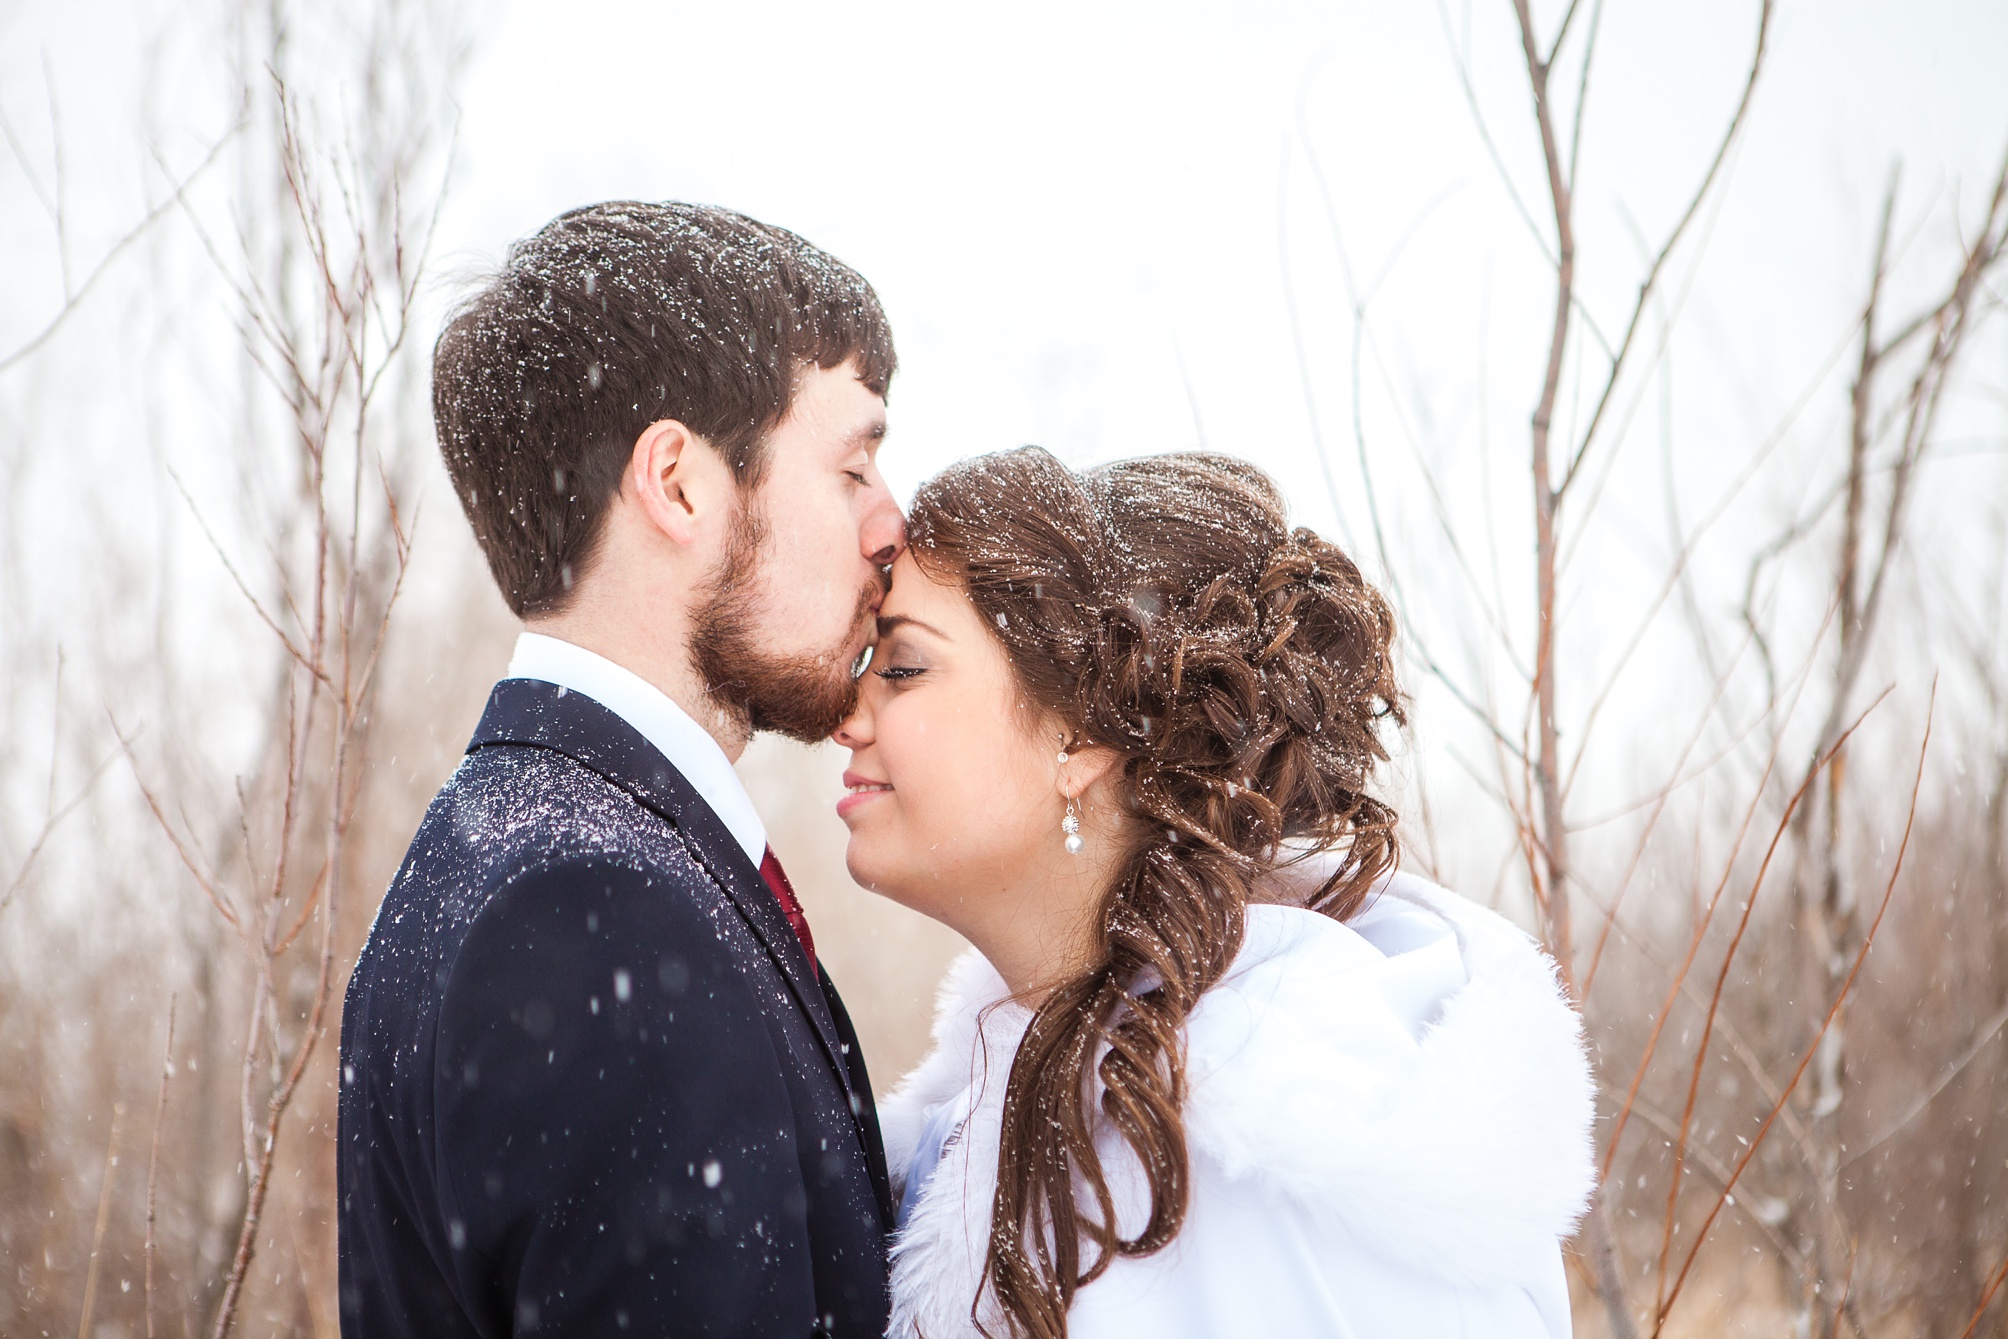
[628,418,731,548]
[1057,742,1120,801]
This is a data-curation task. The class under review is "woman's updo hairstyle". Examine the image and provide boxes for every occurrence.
[905,447,1405,1339]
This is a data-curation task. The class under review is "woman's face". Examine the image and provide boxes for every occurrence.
[832,552,1068,937]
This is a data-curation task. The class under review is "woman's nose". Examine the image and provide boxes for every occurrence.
[832,697,874,750]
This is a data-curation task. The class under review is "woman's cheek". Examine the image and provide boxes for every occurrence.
[884,717,935,873]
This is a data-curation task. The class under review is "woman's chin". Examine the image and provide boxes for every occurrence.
[844,844,925,916]
[842,844,893,899]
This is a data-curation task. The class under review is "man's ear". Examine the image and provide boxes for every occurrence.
[627,418,730,548]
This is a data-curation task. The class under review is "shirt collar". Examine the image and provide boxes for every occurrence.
[502,631,768,867]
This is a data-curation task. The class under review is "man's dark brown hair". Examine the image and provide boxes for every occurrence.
[432,201,896,617]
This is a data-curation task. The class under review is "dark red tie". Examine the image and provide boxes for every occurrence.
[758,847,817,967]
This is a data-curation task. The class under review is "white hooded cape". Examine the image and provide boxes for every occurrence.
[877,868,1597,1338]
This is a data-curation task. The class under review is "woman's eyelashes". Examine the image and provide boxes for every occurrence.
[873,662,926,683]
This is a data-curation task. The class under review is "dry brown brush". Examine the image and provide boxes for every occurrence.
[1318,3,2008,1333]
[0,1,464,1334]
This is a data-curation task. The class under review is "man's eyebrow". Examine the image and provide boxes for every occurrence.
[876,613,944,639]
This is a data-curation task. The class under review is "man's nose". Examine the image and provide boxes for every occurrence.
[862,493,907,567]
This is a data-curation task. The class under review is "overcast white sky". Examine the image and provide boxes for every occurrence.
[5,0,2002,525]
[433,0,2008,522]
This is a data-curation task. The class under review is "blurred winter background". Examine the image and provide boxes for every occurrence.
[3,0,2006,1334]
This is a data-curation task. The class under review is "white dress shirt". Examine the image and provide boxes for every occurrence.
[503,632,767,867]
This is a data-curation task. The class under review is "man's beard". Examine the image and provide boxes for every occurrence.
[690,499,883,744]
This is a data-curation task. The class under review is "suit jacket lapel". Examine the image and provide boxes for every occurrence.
[650,777,847,1051]
[821,966,894,1226]
[467,679,871,1165]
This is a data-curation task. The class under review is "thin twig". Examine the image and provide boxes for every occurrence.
[1844,996,2008,1167]
[1555,0,1775,497]
[76,1104,125,1339]
[42,54,71,295]
[1961,1246,2008,1339]
[0,750,116,919]
[0,120,242,374]
[1656,684,1935,1330]
[145,998,177,1339]
[209,724,349,1339]
[1606,1087,1808,1272]
[1274,145,1349,548]
[112,714,243,931]
[0,98,58,217]
[1579,617,1757,994]
[1828,1240,1856,1339]
[166,467,326,684]
[1600,668,1876,1180]
[1573,869,1829,1180]
[1652,691,1888,1311]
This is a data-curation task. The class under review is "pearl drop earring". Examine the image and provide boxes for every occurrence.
[1057,746,1083,854]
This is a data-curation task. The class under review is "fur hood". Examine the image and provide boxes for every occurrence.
[877,868,1597,1337]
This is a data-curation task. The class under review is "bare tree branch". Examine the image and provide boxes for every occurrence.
[0,118,242,375]
[1555,0,1775,498]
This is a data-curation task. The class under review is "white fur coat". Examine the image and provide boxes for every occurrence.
[877,869,1597,1338]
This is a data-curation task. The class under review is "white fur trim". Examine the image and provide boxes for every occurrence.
[878,869,1597,1337]
[881,950,1026,1337]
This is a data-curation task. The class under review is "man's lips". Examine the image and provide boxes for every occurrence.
[837,770,892,818]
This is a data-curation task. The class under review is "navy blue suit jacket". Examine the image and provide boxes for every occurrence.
[337,679,892,1338]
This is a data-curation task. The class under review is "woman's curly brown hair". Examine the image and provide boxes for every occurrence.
[905,446,1407,1339]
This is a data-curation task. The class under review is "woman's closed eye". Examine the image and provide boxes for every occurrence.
[867,618,942,686]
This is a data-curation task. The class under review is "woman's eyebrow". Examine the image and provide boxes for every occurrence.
[876,612,946,639]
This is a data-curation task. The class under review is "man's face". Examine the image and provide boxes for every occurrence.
[691,360,905,741]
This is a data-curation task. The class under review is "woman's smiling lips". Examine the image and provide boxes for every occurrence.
[837,770,893,819]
